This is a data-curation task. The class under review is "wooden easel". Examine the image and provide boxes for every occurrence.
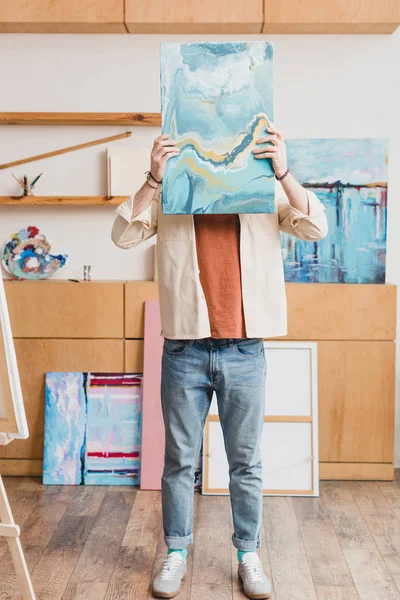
[0,463,35,599]
[0,273,35,598]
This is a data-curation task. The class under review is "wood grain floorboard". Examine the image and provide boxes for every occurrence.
[122,489,160,548]
[0,484,76,599]
[4,479,400,599]
[293,494,360,600]
[62,582,110,600]
[106,489,160,599]
[66,489,135,594]
[192,496,232,588]
[31,515,95,599]
[348,481,400,591]
[379,480,400,522]
[191,583,232,599]
[65,486,108,517]
[263,496,318,600]
[105,545,158,600]
[321,481,400,600]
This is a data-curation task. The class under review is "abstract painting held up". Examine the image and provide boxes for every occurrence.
[282,138,388,283]
[43,372,142,485]
[160,42,275,215]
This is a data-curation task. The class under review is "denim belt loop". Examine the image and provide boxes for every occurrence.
[229,338,234,347]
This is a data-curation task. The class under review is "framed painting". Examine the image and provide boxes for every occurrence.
[160,41,275,215]
[282,138,388,283]
[203,342,319,497]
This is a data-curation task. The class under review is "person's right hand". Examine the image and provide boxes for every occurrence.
[150,134,180,182]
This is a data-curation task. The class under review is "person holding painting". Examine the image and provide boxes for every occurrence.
[111,126,328,600]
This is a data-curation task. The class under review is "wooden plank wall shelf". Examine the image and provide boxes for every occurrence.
[0,196,129,206]
[0,112,161,127]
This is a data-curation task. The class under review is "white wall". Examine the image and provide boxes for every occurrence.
[0,32,400,461]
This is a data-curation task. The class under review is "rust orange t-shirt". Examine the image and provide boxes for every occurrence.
[193,214,247,339]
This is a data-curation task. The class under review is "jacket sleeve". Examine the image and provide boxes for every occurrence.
[277,183,329,242]
[111,188,159,249]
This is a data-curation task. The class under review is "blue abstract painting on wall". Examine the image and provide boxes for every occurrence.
[160,42,275,215]
[282,138,388,283]
[43,372,143,485]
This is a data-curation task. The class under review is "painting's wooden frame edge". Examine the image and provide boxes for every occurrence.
[0,276,28,442]
[202,341,319,497]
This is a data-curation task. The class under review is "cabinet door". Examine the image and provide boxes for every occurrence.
[124,340,144,373]
[0,0,125,33]
[5,281,124,339]
[125,282,159,338]
[125,0,263,33]
[263,0,400,33]
[318,341,395,463]
[0,339,124,462]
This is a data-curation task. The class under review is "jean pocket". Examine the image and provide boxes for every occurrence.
[163,338,192,355]
[233,338,264,357]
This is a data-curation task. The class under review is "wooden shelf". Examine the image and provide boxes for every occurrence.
[0,196,129,206]
[0,112,161,127]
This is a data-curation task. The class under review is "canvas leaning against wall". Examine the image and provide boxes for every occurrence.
[43,372,142,485]
[283,138,388,284]
[160,41,275,215]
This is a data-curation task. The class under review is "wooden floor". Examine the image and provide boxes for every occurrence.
[2,474,400,599]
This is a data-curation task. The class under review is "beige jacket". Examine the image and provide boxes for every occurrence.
[111,183,328,339]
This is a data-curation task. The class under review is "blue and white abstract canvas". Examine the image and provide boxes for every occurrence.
[160,42,275,215]
[282,138,388,284]
[43,372,143,485]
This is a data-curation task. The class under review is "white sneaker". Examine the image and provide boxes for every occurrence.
[238,552,273,599]
[152,552,187,598]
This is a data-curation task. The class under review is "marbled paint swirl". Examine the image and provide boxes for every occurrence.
[160,42,275,215]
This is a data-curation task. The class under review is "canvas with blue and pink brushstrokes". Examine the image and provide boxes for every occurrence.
[43,372,86,485]
[85,373,142,485]
[282,138,388,283]
[160,42,276,215]
[43,372,143,485]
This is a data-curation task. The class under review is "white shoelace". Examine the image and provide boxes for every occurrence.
[159,555,183,581]
[243,557,264,583]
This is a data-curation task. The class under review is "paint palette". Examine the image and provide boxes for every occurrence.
[2,226,67,279]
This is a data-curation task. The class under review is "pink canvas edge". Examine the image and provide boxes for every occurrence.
[140,300,164,490]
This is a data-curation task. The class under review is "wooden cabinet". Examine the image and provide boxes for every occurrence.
[125,281,159,338]
[125,340,144,373]
[318,341,395,468]
[125,0,263,33]
[2,280,126,475]
[0,0,125,33]
[263,0,400,33]
[0,0,397,33]
[283,283,397,341]
[277,284,397,481]
[1,280,396,479]
[0,339,124,475]
[5,281,124,339]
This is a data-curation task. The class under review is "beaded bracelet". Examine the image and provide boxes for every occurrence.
[275,167,290,181]
[145,171,162,185]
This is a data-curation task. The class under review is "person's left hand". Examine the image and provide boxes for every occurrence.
[252,124,288,178]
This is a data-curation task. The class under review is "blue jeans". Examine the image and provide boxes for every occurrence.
[161,337,266,552]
